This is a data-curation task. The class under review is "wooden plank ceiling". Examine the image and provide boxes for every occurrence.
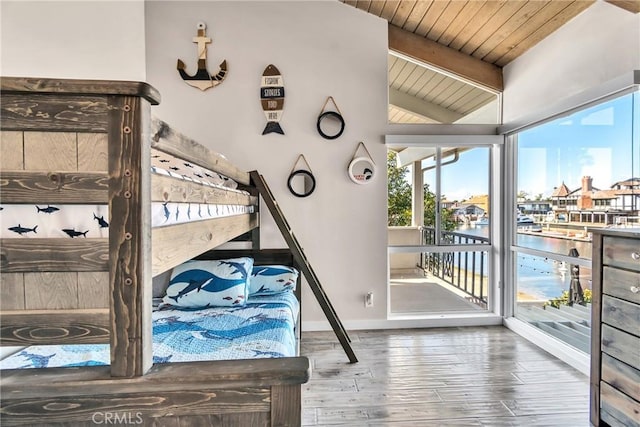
[341,0,598,124]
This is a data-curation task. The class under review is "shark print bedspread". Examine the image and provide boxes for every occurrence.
[0,293,299,369]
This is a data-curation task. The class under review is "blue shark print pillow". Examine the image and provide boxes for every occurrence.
[163,257,254,309]
[249,265,299,296]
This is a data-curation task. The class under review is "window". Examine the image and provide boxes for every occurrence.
[509,89,639,353]
[387,137,500,316]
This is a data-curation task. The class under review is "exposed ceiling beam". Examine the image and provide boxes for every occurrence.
[389,88,463,124]
[605,0,640,13]
[388,24,503,92]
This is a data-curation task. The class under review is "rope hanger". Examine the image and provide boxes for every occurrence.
[317,96,345,140]
[289,154,313,175]
[319,96,343,117]
[351,141,375,164]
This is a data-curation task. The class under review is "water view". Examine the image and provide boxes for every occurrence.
[455,224,592,300]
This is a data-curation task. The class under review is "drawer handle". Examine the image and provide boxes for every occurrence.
[632,252,640,261]
[632,286,640,294]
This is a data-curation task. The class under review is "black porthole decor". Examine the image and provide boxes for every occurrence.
[287,154,316,198]
[316,96,345,140]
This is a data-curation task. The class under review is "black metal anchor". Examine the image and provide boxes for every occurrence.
[177,22,227,91]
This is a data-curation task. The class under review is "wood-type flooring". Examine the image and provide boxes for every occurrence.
[301,326,589,426]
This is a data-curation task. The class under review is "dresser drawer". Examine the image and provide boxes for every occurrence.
[601,324,640,369]
[604,267,640,304]
[602,295,640,336]
[600,381,640,427]
[603,236,640,272]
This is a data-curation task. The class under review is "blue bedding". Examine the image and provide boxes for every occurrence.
[0,292,299,370]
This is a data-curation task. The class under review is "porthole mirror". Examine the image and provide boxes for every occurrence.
[348,142,375,184]
[287,169,316,197]
[317,111,345,140]
[348,157,375,184]
[287,154,316,197]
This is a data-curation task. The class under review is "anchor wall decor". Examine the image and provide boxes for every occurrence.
[177,22,227,91]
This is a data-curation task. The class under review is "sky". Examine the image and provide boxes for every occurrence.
[419,91,639,202]
[422,148,490,202]
[518,92,638,198]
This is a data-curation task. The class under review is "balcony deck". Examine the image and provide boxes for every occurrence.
[390,269,485,314]
[390,271,592,353]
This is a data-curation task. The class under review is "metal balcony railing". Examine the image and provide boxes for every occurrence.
[420,227,489,307]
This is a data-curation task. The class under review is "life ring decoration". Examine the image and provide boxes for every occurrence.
[317,96,345,140]
[287,154,316,198]
[348,142,375,185]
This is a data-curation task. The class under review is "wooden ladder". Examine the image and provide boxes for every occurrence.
[250,171,358,363]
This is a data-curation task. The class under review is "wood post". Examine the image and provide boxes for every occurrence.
[108,95,153,377]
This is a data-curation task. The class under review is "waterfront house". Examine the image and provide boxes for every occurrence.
[465,194,490,214]
[610,177,640,211]
[551,175,640,224]
[453,203,485,218]
[517,200,552,216]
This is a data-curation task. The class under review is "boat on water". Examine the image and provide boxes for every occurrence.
[517,213,535,224]
[518,224,543,232]
[474,217,489,226]
[473,213,535,226]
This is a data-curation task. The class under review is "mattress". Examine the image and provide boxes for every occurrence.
[0,292,299,369]
[1,151,254,239]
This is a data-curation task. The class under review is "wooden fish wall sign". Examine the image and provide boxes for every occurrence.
[177,22,227,91]
[261,64,285,135]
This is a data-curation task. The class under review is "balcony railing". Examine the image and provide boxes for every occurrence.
[420,227,489,307]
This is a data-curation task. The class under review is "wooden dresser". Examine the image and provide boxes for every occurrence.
[590,228,640,427]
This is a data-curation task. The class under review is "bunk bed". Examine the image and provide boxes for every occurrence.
[0,77,310,426]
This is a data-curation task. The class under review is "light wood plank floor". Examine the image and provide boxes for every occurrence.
[301,326,590,426]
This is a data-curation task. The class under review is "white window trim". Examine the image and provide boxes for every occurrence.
[385,130,504,319]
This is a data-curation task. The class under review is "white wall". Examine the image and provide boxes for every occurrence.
[145,1,389,326]
[503,1,640,124]
[1,1,146,80]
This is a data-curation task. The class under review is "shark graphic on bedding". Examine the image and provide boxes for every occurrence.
[249,265,299,296]
[0,201,253,238]
[163,259,253,308]
[0,293,299,369]
[1,205,110,239]
[37,205,60,214]
[167,272,246,303]
[1,149,255,238]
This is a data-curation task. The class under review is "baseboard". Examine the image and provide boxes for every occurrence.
[302,313,503,332]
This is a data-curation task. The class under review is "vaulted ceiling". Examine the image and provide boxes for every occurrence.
[340,0,637,124]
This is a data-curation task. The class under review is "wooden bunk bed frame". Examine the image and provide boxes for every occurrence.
[0,77,310,426]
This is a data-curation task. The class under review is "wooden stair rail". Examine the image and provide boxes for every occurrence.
[250,171,358,363]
